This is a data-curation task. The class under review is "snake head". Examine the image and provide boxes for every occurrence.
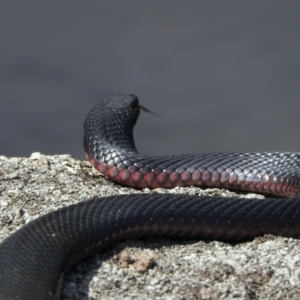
[83,93,141,163]
[100,93,139,110]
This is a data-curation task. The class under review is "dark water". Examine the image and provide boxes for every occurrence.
[1,1,300,159]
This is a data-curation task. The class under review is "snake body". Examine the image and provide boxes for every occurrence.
[1,93,300,299]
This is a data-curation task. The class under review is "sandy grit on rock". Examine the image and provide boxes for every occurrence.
[0,153,300,299]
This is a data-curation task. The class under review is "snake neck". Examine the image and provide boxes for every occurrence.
[84,99,140,161]
[84,95,300,194]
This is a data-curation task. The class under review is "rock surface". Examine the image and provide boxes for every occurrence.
[0,153,300,300]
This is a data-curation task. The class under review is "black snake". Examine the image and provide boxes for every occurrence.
[1,93,300,300]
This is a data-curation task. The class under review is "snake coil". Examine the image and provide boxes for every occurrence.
[1,93,300,300]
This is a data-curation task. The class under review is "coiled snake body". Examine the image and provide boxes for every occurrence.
[1,93,300,299]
